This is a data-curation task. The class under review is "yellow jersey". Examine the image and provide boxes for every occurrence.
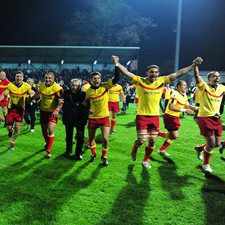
[197,81,225,117]
[108,84,123,102]
[132,75,171,116]
[86,80,113,119]
[82,83,91,92]
[165,90,189,117]
[39,82,62,112]
[6,82,32,108]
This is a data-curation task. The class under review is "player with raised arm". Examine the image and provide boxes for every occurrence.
[112,55,202,168]
[194,65,225,173]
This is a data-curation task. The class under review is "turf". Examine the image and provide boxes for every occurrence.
[0,105,224,225]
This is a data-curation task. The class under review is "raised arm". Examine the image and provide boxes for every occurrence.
[193,65,203,84]
[168,57,203,82]
[112,55,136,79]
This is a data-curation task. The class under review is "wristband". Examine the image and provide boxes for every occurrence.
[180,108,186,113]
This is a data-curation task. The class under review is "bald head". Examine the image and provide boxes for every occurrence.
[0,71,6,80]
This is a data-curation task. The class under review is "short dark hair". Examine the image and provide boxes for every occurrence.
[90,71,101,78]
[15,71,24,76]
[207,71,219,79]
[146,65,160,71]
[176,80,186,88]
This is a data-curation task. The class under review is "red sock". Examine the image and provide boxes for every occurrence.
[203,150,211,165]
[102,148,108,158]
[46,135,54,153]
[160,139,172,152]
[111,119,116,130]
[143,146,154,161]
[158,131,168,138]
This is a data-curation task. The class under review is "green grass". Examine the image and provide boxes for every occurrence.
[0,105,224,225]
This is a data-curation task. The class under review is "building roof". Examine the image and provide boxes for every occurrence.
[0,45,140,64]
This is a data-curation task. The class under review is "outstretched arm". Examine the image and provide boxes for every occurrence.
[112,55,136,79]
[168,57,203,82]
[193,65,203,84]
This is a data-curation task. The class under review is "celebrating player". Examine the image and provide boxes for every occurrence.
[112,55,202,168]
[0,70,10,122]
[159,80,197,156]
[194,65,225,173]
[39,72,63,158]
[108,83,125,133]
[4,71,34,150]
[85,66,120,166]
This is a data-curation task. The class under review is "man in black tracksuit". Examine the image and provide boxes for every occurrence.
[24,78,39,132]
[62,79,89,160]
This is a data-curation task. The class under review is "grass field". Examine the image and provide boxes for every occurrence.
[0,105,224,225]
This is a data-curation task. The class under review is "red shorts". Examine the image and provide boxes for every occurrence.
[88,117,110,129]
[108,102,120,113]
[136,115,160,132]
[163,114,180,131]
[6,108,24,125]
[0,99,8,107]
[40,111,58,125]
[197,116,223,137]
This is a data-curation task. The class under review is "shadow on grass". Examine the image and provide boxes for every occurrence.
[97,164,150,225]
[0,152,102,225]
[202,173,225,225]
[158,163,192,200]
[0,149,9,156]
[124,121,136,128]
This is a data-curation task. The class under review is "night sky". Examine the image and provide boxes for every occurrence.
[1,0,225,71]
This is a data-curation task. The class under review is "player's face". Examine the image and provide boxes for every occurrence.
[0,71,6,80]
[146,68,159,82]
[15,73,23,84]
[177,81,187,93]
[45,74,54,86]
[208,72,220,86]
[90,75,101,87]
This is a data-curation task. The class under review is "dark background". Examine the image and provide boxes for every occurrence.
[1,0,225,72]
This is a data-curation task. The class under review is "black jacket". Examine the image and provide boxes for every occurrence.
[62,88,89,126]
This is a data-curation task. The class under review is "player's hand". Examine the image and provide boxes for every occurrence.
[52,110,59,118]
[193,57,203,65]
[112,55,119,64]
[185,108,194,115]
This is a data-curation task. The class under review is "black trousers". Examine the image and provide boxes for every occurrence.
[65,123,85,156]
[24,106,36,129]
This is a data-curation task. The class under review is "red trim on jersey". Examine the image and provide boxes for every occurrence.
[9,91,28,96]
[137,82,164,90]
[205,89,223,98]
[89,89,107,100]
